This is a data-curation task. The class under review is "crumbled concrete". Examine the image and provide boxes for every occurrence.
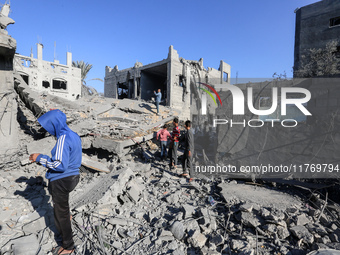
[170,221,185,240]
[188,230,207,248]
[290,225,315,244]
[1,47,340,254]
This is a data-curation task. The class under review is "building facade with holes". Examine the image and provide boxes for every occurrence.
[14,43,81,100]
[293,0,340,75]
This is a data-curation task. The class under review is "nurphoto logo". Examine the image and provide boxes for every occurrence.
[198,82,312,128]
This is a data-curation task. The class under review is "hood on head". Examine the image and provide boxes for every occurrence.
[37,109,68,137]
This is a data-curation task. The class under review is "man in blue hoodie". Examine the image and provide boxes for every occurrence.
[29,109,82,255]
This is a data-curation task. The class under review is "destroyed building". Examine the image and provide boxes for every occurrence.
[0,2,18,157]
[13,43,82,100]
[293,0,340,75]
[2,2,340,255]
[197,78,340,180]
[104,45,231,120]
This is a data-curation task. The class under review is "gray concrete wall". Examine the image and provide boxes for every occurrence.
[294,0,340,73]
[211,79,340,172]
[0,30,18,156]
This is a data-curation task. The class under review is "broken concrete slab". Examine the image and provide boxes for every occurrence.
[81,153,110,173]
[218,182,301,210]
[22,216,47,234]
[290,225,314,244]
[188,230,207,248]
[170,221,185,240]
[182,204,195,219]
[10,234,40,255]
[210,233,224,246]
[296,214,311,226]
[307,250,340,255]
[70,167,134,209]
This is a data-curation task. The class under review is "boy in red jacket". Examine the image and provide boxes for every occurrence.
[169,118,180,169]
[156,124,172,160]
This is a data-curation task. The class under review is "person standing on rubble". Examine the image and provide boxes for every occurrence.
[180,120,194,181]
[154,89,162,115]
[156,124,172,160]
[29,109,81,255]
[169,117,180,170]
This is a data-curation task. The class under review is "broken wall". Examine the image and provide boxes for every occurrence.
[13,44,81,101]
[294,0,340,74]
[105,45,230,121]
[0,11,18,156]
[212,78,340,176]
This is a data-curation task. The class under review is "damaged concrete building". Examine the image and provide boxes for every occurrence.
[0,2,18,157]
[104,45,231,120]
[293,0,340,75]
[13,43,82,100]
[3,2,340,255]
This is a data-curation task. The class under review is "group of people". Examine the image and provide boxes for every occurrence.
[156,117,194,180]
[28,98,195,254]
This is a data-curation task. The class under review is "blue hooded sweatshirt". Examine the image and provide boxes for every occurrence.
[36,110,82,182]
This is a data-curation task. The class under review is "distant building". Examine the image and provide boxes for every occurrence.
[14,43,82,100]
[104,45,231,119]
[293,0,340,76]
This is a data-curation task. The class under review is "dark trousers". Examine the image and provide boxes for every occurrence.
[169,141,178,166]
[156,101,159,113]
[48,175,80,250]
[182,150,193,176]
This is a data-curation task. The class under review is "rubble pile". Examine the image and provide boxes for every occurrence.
[2,129,340,255]
[0,78,340,255]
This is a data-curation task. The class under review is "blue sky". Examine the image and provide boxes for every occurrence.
[8,0,319,93]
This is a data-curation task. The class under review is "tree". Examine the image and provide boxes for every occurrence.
[72,60,103,97]
[295,40,340,78]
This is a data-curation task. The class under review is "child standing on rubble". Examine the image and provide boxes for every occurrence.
[156,124,172,160]
[29,109,81,255]
[154,89,162,115]
[169,117,180,169]
[180,120,194,181]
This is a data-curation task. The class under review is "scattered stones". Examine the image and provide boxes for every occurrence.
[188,230,207,248]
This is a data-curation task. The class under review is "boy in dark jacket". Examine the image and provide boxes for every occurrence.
[180,120,194,180]
[169,117,180,169]
[29,109,81,254]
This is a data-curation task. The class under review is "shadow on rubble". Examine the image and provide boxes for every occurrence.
[17,105,47,140]
[138,103,156,114]
[151,160,179,177]
[14,176,59,241]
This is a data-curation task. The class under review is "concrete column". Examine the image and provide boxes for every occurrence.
[133,78,137,99]
[37,43,43,61]
[219,60,231,84]
[67,52,72,67]
[168,45,179,60]
[185,64,190,93]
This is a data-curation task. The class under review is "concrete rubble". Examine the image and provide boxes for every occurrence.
[1,3,340,255]
[2,82,340,254]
